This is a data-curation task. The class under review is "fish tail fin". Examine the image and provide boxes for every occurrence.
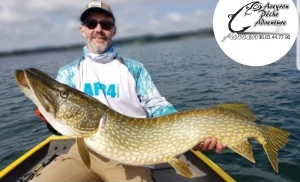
[259,125,290,173]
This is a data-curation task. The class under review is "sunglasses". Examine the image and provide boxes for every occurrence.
[83,19,115,30]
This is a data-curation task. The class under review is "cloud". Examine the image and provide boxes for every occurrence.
[0,9,25,22]
[115,7,212,37]
[166,13,183,23]
[0,0,215,51]
[195,10,204,16]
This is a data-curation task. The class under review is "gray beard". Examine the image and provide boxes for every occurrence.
[87,39,110,54]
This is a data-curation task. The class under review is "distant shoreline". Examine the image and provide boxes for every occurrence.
[0,28,214,57]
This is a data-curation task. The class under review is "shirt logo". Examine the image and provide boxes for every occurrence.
[84,82,119,98]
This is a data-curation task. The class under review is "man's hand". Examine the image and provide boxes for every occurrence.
[193,137,225,153]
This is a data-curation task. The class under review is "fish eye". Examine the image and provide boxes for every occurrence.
[60,89,69,98]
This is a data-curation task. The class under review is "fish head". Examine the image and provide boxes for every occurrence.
[15,68,101,137]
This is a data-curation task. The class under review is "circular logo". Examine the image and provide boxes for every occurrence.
[213,0,299,66]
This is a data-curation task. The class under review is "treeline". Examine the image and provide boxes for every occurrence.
[0,28,214,57]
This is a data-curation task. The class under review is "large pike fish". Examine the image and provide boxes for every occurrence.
[15,68,289,178]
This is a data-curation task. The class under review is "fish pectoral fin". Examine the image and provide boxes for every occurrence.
[227,139,255,163]
[76,137,91,169]
[167,156,194,178]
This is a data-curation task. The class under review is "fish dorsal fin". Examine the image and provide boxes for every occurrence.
[227,139,255,163]
[167,156,194,178]
[214,103,257,121]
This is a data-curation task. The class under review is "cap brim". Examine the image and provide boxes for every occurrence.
[80,7,115,22]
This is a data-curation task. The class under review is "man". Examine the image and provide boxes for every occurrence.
[31,1,224,181]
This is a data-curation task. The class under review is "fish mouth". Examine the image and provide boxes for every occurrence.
[15,68,57,89]
[15,68,58,116]
[15,70,30,89]
[15,69,37,104]
[15,68,99,137]
[15,68,72,136]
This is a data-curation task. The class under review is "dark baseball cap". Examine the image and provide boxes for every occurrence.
[80,1,115,22]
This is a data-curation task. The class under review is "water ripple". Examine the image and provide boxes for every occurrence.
[0,38,299,181]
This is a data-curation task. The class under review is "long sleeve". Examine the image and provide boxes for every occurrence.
[55,58,83,87]
[123,57,178,117]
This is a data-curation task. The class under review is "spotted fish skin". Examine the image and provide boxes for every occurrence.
[15,68,290,175]
[86,107,262,165]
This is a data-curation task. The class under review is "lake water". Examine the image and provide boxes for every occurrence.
[0,37,299,182]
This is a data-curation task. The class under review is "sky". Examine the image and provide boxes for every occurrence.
[0,0,217,52]
[0,0,297,52]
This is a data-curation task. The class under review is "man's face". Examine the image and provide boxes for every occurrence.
[80,11,116,54]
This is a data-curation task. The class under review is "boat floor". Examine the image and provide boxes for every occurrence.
[1,137,230,182]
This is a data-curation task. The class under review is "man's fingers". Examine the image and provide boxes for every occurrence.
[199,142,204,148]
[216,142,224,153]
[208,137,217,150]
[194,138,226,153]
[202,139,211,150]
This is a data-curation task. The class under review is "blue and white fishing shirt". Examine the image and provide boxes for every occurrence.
[55,46,177,118]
